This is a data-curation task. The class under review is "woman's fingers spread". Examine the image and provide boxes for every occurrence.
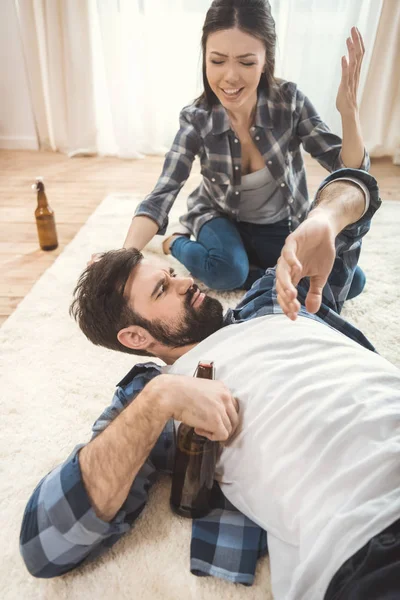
[351,27,364,84]
[357,27,365,54]
[341,55,349,85]
[351,26,363,56]
[346,37,357,77]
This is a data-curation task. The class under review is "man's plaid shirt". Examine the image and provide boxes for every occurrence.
[20,169,380,585]
[134,81,369,238]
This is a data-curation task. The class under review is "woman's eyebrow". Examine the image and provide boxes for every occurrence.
[209,51,257,59]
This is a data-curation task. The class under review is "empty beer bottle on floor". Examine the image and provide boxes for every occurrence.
[170,361,220,519]
[32,177,58,251]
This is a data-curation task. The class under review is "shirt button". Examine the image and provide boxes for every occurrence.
[251,126,256,131]
[211,178,216,182]
[267,160,272,165]
[235,191,239,195]
[288,198,294,204]
[280,183,285,187]
[297,213,302,219]
[234,138,239,143]
[234,166,239,171]
[255,136,260,141]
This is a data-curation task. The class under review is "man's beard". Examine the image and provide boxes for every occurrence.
[144,284,224,348]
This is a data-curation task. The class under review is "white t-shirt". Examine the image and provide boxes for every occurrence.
[168,314,400,600]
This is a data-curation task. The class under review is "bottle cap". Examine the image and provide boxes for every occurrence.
[198,361,214,368]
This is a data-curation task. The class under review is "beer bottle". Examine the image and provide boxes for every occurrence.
[32,177,58,251]
[170,361,220,519]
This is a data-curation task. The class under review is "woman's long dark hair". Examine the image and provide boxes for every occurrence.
[197,0,279,108]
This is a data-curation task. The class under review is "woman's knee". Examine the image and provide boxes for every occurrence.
[202,255,249,290]
[347,266,366,300]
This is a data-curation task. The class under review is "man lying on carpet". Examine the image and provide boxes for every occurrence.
[20,168,400,600]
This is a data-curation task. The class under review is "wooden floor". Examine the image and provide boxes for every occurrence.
[0,150,398,326]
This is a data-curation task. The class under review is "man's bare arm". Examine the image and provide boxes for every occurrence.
[276,181,366,319]
[79,374,239,522]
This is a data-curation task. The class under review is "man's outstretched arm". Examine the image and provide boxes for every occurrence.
[276,170,380,319]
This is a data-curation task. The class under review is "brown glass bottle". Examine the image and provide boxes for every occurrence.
[33,177,58,251]
[170,361,220,519]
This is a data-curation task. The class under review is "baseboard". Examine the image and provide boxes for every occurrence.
[0,136,39,150]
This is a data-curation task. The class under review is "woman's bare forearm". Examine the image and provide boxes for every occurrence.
[123,215,159,251]
[340,112,365,169]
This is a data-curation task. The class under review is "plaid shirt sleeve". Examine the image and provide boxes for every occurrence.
[19,363,163,578]
[294,88,370,172]
[304,168,381,314]
[134,106,202,235]
[226,169,380,352]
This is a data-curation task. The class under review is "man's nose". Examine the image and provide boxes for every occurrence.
[175,276,194,295]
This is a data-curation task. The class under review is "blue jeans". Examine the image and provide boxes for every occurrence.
[171,216,366,298]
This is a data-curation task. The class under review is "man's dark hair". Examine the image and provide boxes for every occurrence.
[69,248,152,357]
[196,0,280,108]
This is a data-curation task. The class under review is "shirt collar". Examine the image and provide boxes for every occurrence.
[212,88,273,135]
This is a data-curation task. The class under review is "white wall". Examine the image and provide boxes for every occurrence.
[0,0,38,150]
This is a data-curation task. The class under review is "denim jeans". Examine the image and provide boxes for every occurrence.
[171,216,366,298]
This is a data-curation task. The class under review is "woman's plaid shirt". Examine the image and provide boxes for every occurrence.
[134,81,369,237]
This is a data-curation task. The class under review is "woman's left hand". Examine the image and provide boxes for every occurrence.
[336,27,365,116]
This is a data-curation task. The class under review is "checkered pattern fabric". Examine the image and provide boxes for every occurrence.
[134,82,369,238]
[20,169,380,585]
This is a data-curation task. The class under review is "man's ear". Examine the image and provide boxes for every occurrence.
[117,326,154,352]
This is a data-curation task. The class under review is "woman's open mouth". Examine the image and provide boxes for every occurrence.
[220,87,244,101]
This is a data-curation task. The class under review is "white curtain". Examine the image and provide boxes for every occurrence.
[359,0,400,164]
[269,0,383,137]
[90,0,383,157]
[16,0,96,155]
[17,0,386,158]
[89,0,209,158]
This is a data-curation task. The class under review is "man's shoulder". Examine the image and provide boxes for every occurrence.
[225,268,278,324]
[91,362,164,440]
[116,361,163,390]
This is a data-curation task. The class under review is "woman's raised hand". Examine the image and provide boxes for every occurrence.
[336,26,365,116]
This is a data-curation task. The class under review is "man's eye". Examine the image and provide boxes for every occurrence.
[211,60,224,65]
[157,284,166,298]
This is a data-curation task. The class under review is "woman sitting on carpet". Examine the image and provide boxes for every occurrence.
[98,0,370,294]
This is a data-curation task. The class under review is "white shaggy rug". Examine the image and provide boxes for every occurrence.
[1,192,399,600]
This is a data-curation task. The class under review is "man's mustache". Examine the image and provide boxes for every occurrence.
[185,284,200,308]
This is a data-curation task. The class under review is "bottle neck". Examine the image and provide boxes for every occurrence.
[36,190,48,208]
